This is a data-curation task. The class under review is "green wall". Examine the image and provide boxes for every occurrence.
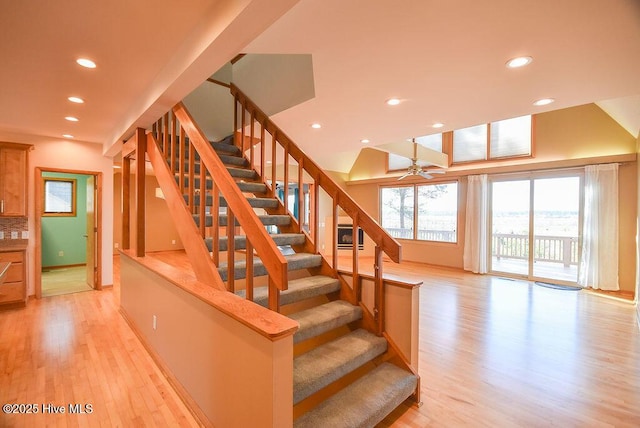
[41,172,88,268]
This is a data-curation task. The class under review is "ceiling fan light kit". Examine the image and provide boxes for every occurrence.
[398,138,447,180]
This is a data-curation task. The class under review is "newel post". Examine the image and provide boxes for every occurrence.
[134,128,146,256]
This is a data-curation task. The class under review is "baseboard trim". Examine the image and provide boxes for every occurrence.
[119,307,212,428]
[41,263,86,271]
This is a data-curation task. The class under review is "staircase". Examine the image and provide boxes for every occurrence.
[181,134,418,426]
[143,88,419,427]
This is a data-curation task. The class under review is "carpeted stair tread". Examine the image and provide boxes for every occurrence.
[177,155,249,173]
[227,166,258,180]
[211,141,241,155]
[207,233,305,252]
[221,196,278,208]
[193,214,291,228]
[290,300,363,344]
[218,153,248,167]
[179,177,267,194]
[294,363,418,428]
[236,275,341,307]
[293,329,387,404]
[237,181,268,194]
[185,194,279,209]
[218,253,322,281]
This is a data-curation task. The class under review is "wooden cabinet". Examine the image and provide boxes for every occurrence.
[0,250,26,305]
[0,143,30,217]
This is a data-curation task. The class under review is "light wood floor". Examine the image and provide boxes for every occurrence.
[1,253,639,427]
[0,256,198,427]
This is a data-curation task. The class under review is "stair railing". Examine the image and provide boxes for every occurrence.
[150,103,289,310]
[230,84,402,334]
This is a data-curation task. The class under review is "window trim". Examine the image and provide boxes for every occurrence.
[43,177,77,217]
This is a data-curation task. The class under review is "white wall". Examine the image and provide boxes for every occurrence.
[28,139,115,292]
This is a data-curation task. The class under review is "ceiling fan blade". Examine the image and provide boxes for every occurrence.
[419,171,433,179]
[372,141,449,168]
[424,169,446,174]
[397,172,411,180]
[371,142,416,159]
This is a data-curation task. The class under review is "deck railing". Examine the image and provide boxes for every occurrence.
[384,228,578,267]
[386,228,456,242]
[493,233,578,266]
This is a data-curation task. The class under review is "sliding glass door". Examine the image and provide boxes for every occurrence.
[491,180,530,276]
[490,174,581,284]
[532,177,580,282]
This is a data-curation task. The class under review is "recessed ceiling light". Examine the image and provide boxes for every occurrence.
[113,165,122,169]
[76,58,96,68]
[311,123,321,129]
[506,56,533,68]
[533,98,555,106]
[360,139,370,144]
[65,116,79,122]
[386,98,401,106]
[62,134,74,139]
[68,96,84,104]
[432,122,444,129]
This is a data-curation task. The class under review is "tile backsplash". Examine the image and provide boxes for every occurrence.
[0,218,28,240]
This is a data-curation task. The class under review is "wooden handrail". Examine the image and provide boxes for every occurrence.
[230,84,401,263]
[172,102,289,294]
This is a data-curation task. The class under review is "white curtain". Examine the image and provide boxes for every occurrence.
[578,164,619,290]
[463,174,488,274]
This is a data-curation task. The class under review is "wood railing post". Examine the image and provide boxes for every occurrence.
[352,213,359,303]
[332,197,338,269]
[122,151,131,250]
[312,182,319,252]
[227,210,235,293]
[246,240,254,302]
[374,245,384,335]
[271,131,277,197]
[134,128,146,257]
[268,277,280,312]
[297,158,304,227]
[260,121,266,179]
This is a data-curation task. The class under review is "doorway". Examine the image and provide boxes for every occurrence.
[35,168,102,298]
[490,173,582,284]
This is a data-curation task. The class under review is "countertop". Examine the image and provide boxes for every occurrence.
[0,240,28,251]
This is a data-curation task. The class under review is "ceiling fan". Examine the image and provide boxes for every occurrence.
[370,137,449,180]
[398,140,446,180]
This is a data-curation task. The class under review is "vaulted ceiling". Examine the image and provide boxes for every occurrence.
[1,0,639,172]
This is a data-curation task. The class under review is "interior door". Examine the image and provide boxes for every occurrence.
[86,175,97,288]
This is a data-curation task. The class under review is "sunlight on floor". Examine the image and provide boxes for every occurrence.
[41,266,92,297]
